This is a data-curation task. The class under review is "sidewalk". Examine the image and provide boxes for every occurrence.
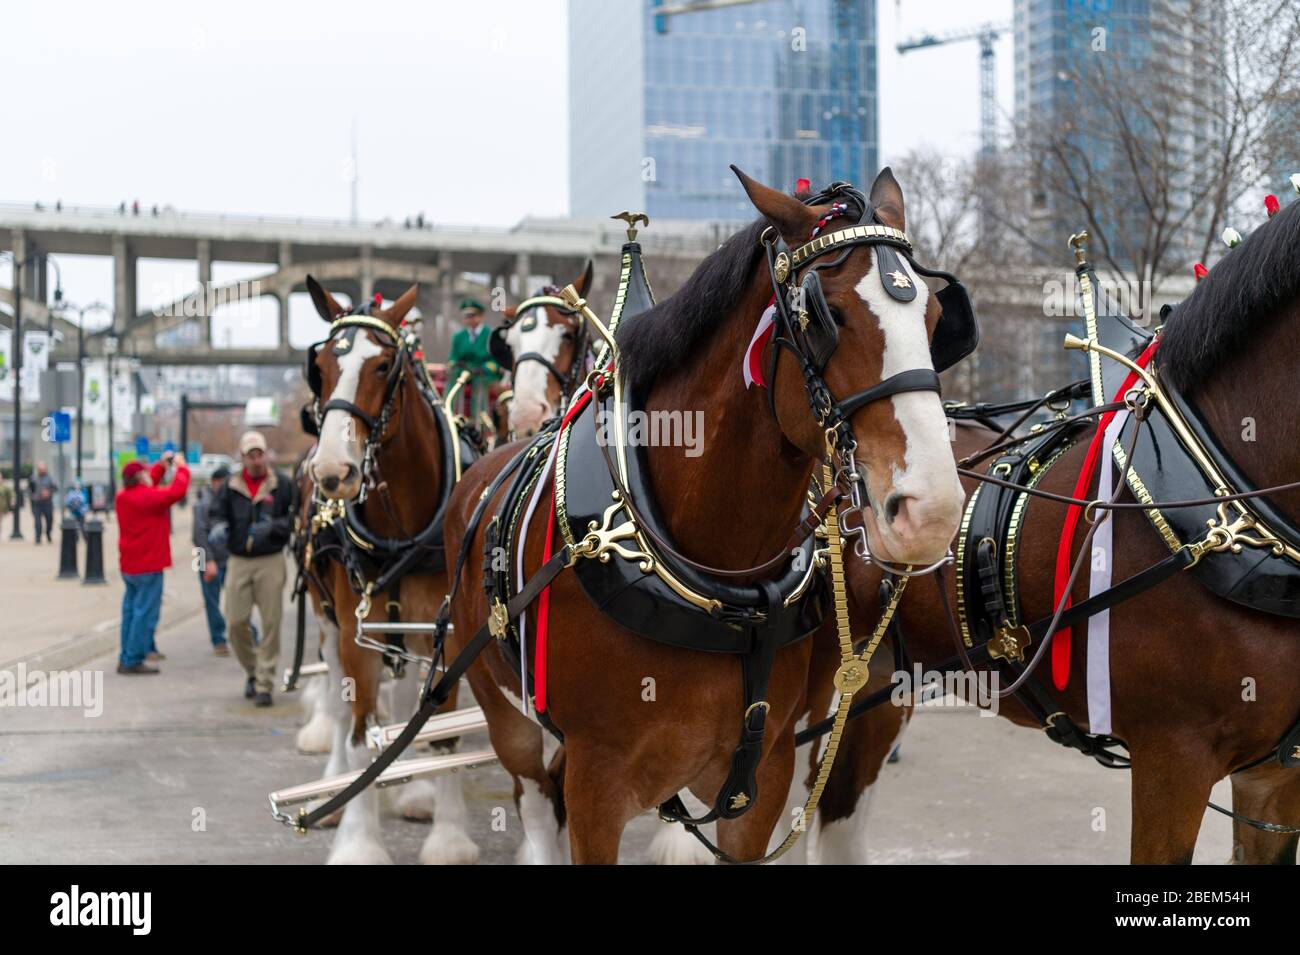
[0,504,206,674]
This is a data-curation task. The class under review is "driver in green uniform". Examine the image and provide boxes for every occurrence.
[447,298,502,424]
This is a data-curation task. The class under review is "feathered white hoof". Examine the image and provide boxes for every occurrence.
[396,779,437,822]
[327,838,394,865]
[647,822,716,865]
[296,709,333,754]
[419,826,480,865]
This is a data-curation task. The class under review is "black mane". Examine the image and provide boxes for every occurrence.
[1160,198,1300,394]
[617,218,768,394]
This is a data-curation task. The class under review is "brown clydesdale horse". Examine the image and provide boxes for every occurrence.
[304,278,474,865]
[442,168,965,863]
[801,200,1300,864]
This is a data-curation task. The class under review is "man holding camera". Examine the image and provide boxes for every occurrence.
[206,431,292,707]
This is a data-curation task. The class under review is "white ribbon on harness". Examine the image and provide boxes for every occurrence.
[513,435,561,717]
[1085,408,1128,736]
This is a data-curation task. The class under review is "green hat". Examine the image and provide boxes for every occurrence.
[459,298,485,314]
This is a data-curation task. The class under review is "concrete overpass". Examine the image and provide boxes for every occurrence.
[0,200,729,365]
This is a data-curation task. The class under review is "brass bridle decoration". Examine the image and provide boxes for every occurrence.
[745,447,908,864]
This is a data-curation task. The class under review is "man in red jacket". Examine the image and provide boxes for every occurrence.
[116,452,190,674]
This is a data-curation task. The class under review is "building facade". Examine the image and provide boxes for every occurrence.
[1013,0,1222,271]
[569,0,878,221]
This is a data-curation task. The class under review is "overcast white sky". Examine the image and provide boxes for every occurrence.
[2,0,1012,341]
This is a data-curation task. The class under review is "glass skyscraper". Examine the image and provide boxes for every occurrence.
[1013,0,1221,269]
[569,0,878,221]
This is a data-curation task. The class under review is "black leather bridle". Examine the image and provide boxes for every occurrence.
[307,311,415,495]
[761,181,975,574]
[491,290,590,402]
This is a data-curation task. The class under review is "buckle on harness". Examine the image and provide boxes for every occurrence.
[488,599,509,640]
[988,622,1031,664]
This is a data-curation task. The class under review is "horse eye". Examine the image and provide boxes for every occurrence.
[375,361,390,374]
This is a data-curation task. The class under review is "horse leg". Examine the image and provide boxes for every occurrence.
[303,618,347,828]
[389,664,437,821]
[466,671,566,865]
[813,693,910,865]
[327,625,391,865]
[563,743,638,865]
[296,670,333,754]
[417,678,481,865]
[1229,763,1300,864]
[1128,741,1221,864]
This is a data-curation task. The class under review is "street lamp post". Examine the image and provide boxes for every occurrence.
[73,302,112,484]
[104,334,119,505]
[3,250,63,540]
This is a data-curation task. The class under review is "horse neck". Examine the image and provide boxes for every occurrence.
[359,375,443,536]
[641,273,815,571]
[1191,298,1300,520]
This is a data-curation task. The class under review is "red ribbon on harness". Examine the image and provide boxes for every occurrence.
[533,380,601,712]
[1050,339,1159,690]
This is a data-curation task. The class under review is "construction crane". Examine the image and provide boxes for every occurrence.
[652,0,764,29]
[896,22,1011,156]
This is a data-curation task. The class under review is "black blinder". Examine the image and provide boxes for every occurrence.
[300,402,319,437]
[488,324,514,371]
[306,342,322,396]
[911,261,979,374]
[797,270,839,372]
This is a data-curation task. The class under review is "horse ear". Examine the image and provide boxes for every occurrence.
[869,167,906,232]
[381,284,419,325]
[732,165,816,246]
[574,259,594,296]
[306,275,345,322]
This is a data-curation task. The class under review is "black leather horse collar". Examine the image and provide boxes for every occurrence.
[1074,255,1300,617]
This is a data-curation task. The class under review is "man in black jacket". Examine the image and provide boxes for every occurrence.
[207,432,292,706]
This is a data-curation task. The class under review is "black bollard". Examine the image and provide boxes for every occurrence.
[82,519,107,585]
[57,518,80,579]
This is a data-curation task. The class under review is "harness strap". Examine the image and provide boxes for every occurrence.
[288,543,573,832]
[657,580,785,829]
[283,574,309,692]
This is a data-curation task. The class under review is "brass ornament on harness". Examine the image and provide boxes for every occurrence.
[773,251,790,284]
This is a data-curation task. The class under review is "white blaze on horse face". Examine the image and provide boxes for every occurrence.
[852,249,964,563]
[508,314,569,437]
[310,330,383,497]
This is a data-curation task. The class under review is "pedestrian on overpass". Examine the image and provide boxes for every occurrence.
[208,431,292,707]
[115,452,190,675]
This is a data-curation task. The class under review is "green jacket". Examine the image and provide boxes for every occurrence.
[448,325,502,380]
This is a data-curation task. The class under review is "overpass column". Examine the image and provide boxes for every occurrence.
[438,251,453,340]
[196,238,212,347]
[277,241,293,349]
[514,252,530,299]
[359,245,374,303]
[112,234,136,334]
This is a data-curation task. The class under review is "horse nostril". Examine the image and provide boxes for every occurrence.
[342,463,358,484]
[884,493,904,525]
[322,475,339,492]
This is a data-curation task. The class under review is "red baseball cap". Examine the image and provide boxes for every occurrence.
[122,460,146,481]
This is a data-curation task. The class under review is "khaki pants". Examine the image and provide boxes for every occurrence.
[224,551,286,693]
